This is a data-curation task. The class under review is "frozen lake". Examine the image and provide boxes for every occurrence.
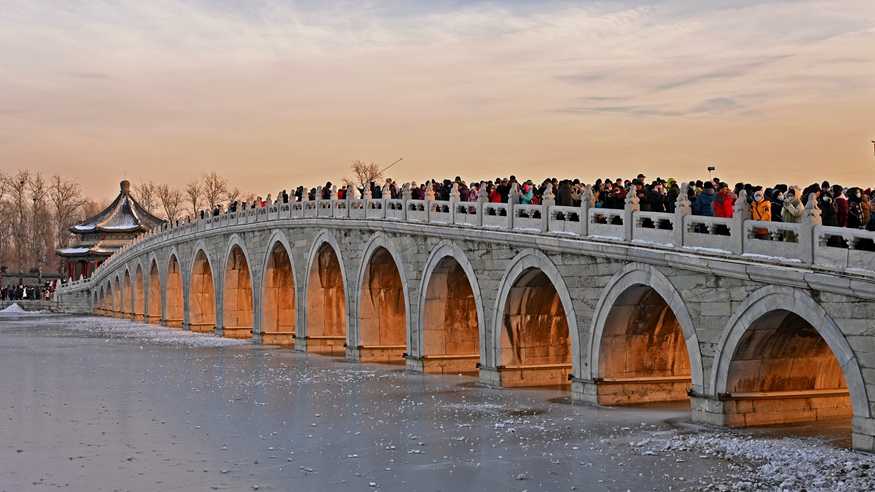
[1,315,873,491]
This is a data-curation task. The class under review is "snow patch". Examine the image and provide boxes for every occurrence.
[1,303,29,314]
[742,253,804,264]
[642,431,875,491]
[37,316,248,348]
[0,303,46,316]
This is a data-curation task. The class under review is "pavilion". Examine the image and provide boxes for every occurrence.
[57,180,165,280]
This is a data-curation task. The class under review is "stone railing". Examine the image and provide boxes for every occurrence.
[72,191,875,288]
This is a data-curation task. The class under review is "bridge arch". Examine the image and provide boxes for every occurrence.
[353,233,411,363]
[108,280,115,315]
[95,287,104,314]
[114,274,123,318]
[125,268,135,318]
[221,235,255,339]
[302,230,349,354]
[414,241,484,374]
[165,251,185,328]
[259,232,297,346]
[587,264,704,405]
[711,286,869,430]
[147,257,161,324]
[134,263,145,321]
[491,249,577,387]
[124,270,137,319]
[104,282,112,315]
[188,244,218,333]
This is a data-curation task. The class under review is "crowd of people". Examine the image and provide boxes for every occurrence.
[191,174,875,233]
[0,282,54,301]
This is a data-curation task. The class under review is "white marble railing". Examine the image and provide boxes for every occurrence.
[683,215,736,252]
[67,195,875,287]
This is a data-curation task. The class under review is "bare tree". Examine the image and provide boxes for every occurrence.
[2,170,31,270]
[133,181,158,214]
[201,172,228,210]
[156,184,183,223]
[82,200,107,219]
[28,173,52,271]
[0,172,9,269]
[49,176,86,255]
[343,160,383,191]
[185,181,202,216]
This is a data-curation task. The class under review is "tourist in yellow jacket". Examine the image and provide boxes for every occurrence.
[751,190,771,239]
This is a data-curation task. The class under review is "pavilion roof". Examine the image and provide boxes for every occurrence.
[70,180,165,234]
[56,244,115,258]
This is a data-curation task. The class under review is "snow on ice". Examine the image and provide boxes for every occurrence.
[642,430,875,491]
[32,315,248,348]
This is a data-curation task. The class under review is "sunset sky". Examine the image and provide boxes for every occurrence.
[2,1,875,200]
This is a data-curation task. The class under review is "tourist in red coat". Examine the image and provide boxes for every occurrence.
[713,184,736,218]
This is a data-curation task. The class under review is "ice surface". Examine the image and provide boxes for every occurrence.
[1,315,872,491]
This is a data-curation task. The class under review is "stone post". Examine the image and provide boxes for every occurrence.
[329,185,338,216]
[801,192,822,265]
[474,182,488,227]
[623,186,639,241]
[450,182,461,224]
[401,183,412,221]
[580,185,592,237]
[730,190,749,255]
[381,182,391,218]
[541,182,555,233]
[508,182,520,230]
[362,183,372,216]
[674,183,692,247]
[425,181,435,224]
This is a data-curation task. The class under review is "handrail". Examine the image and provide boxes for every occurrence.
[62,196,875,295]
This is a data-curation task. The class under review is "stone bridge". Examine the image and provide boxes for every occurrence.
[54,190,875,451]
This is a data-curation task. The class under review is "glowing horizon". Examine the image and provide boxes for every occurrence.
[2,1,874,200]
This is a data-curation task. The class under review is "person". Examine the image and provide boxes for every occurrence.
[713,183,735,218]
[570,180,582,207]
[488,184,501,203]
[609,183,626,209]
[693,181,716,216]
[646,182,666,213]
[497,178,510,203]
[751,189,771,239]
[781,186,803,242]
[770,189,784,222]
[833,185,849,227]
[820,192,837,227]
[848,188,864,229]
[556,180,573,207]
[520,182,534,204]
